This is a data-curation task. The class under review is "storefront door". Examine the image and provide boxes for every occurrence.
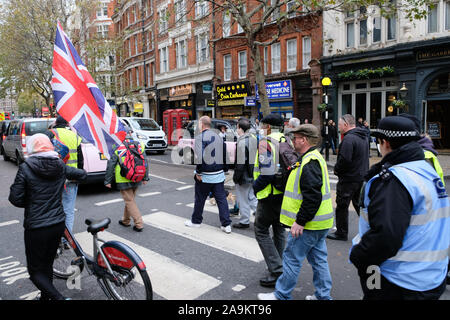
[426,100,450,149]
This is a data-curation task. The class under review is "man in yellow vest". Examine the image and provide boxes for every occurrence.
[46,115,83,233]
[258,124,334,300]
[253,114,287,287]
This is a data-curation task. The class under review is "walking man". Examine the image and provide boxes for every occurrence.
[46,115,83,233]
[350,116,450,300]
[232,118,258,229]
[327,114,369,241]
[253,114,287,287]
[185,116,232,233]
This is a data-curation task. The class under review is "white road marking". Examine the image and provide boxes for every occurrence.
[186,202,255,223]
[94,198,123,206]
[232,284,246,292]
[0,220,20,227]
[176,185,194,191]
[150,159,169,164]
[149,174,186,185]
[142,212,264,263]
[74,231,222,300]
[138,192,162,197]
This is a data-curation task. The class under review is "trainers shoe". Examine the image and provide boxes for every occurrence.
[185,220,201,228]
[119,220,131,227]
[257,292,278,300]
[221,225,231,233]
[305,295,318,300]
[133,226,143,232]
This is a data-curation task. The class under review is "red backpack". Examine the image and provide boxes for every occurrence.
[117,140,146,182]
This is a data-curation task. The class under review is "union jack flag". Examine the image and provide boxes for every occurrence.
[51,21,126,159]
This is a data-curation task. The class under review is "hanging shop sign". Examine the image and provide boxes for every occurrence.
[216,81,251,101]
[255,80,292,100]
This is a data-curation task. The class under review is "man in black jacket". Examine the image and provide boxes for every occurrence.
[327,114,369,241]
[232,118,258,229]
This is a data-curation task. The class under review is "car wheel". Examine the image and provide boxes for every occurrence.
[15,151,22,166]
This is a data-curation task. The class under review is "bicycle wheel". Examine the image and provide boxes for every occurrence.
[97,243,152,300]
[53,238,83,279]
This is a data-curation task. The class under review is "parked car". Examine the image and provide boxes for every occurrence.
[120,117,168,154]
[0,120,11,153]
[2,118,55,165]
[78,135,108,185]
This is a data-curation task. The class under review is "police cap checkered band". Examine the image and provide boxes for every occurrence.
[371,128,419,138]
[371,115,420,141]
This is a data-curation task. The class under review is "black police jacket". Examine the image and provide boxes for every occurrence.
[9,156,86,230]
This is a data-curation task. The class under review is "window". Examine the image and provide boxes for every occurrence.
[177,40,187,69]
[237,6,246,34]
[224,54,231,81]
[175,0,186,25]
[428,5,438,33]
[223,11,231,37]
[238,51,247,79]
[147,31,153,51]
[387,15,396,40]
[159,47,168,73]
[373,17,381,43]
[97,24,109,38]
[135,36,138,55]
[159,8,168,33]
[271,0,280,21]
[196,0,208,19]
[346,22,355,48]
[287,39,297,71]
[136,67,140,87]
[359,19,367,45]
[287,1,296,18]
[197,33,209,63]
[264,47,268,75]
[446,1,450,30]
[97,2,108,18]
[271,42,280,73]
[302,37,311,69]
[128,39,132,57]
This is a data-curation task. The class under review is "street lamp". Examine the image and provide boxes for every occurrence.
[399,82,408,99]
[321,77,332,161]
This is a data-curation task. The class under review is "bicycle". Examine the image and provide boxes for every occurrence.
[53,217,153,300]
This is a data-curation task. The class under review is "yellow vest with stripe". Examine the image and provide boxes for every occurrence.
[253,132,284,200]
[114,141,146,183]
[424,150,445,186]
[53,128,81,168]
[280,149,334,230]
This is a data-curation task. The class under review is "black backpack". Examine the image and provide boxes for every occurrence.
[268,136,301,192]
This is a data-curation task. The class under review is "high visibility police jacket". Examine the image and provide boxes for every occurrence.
[353,160,450,291]
[280,149,334,230]
[424,150,445,186]
[253,132,284,200]
[53,128,81,168]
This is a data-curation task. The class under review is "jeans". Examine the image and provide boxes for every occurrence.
[62,182,78,233]
[191,180,231,227]
[254,197,286,275]
[275,229,333,300]
[334,180,363,236]
[235,183,257,225]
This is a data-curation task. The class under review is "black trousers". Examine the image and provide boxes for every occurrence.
[335,180,363,236]
[358,268,446,300]
[24,222,66,300]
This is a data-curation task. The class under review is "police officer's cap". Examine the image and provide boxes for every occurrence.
[371,116,420,141]
[398,113,421,133]
[261,114,284,127]
[290,124,320,139]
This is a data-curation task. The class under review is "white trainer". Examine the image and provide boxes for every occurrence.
[305,294,318,300]
[221,225,231,233]
[257,292,278,300]
[184,220,201,228]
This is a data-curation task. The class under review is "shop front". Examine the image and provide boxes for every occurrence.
[195,82,214,118]
[168,84,195,119]
[216,81,252,119]
[256,79,294,120]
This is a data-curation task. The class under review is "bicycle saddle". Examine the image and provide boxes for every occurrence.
[85,218,111,234]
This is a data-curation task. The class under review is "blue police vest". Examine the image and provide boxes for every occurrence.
[353,160,450,291]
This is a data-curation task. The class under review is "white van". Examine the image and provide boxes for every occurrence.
[120,117,168,154]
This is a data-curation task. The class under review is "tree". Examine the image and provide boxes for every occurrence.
[195,0,434,116]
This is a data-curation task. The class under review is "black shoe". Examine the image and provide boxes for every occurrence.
[232,222,250,229]
[326,232,348,241]
[119,220,131,227]
[259,273,282,288]
[133,226,143,232]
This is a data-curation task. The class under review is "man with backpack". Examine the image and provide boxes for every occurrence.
[104,131,149,232]
[45,115,83,233]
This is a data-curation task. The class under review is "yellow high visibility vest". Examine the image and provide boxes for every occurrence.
[280,149,334,230]
[424,150,445,186]
[253,131,284,200]
[114,141,146,183]
[53,128,81,168]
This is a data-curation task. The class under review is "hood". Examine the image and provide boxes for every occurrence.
[418,136,438,155]
[134,128,165,138]
[345,127,369,140]
[25,156,65,180]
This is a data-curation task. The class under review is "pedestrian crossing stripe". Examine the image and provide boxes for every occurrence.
[74,231,222,300]
[142,212,264,263]
[186,202,256,224]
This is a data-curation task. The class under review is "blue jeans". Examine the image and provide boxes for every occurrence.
[275,229,332,300]
[62,182,78,232]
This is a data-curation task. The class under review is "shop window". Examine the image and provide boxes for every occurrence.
[370,81,382,88]
[386,92,398,117]
[343,84,350,91]
[428,73,450,95]
[342,94,352,115]
[355,83,367,89]
[355,93,367,121]
[370,92,382,128]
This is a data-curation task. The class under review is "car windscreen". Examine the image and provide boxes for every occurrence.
[25,121,51,135]
[131,118,160,131]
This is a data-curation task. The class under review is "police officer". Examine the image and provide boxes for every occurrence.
[350,116,450,300]
[46,115,83,233]
[253,113,287,287]
[257,124,334,300]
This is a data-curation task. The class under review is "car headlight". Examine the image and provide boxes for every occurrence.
[137,134,147,140]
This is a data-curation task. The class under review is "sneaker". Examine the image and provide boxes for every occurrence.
[221,225,231,234]
[209,198,216,206]
[133,226,143,232]
[257,292,278,300]
[185,220,201,228]
[119,220,131,227]
[305,295,318,300]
